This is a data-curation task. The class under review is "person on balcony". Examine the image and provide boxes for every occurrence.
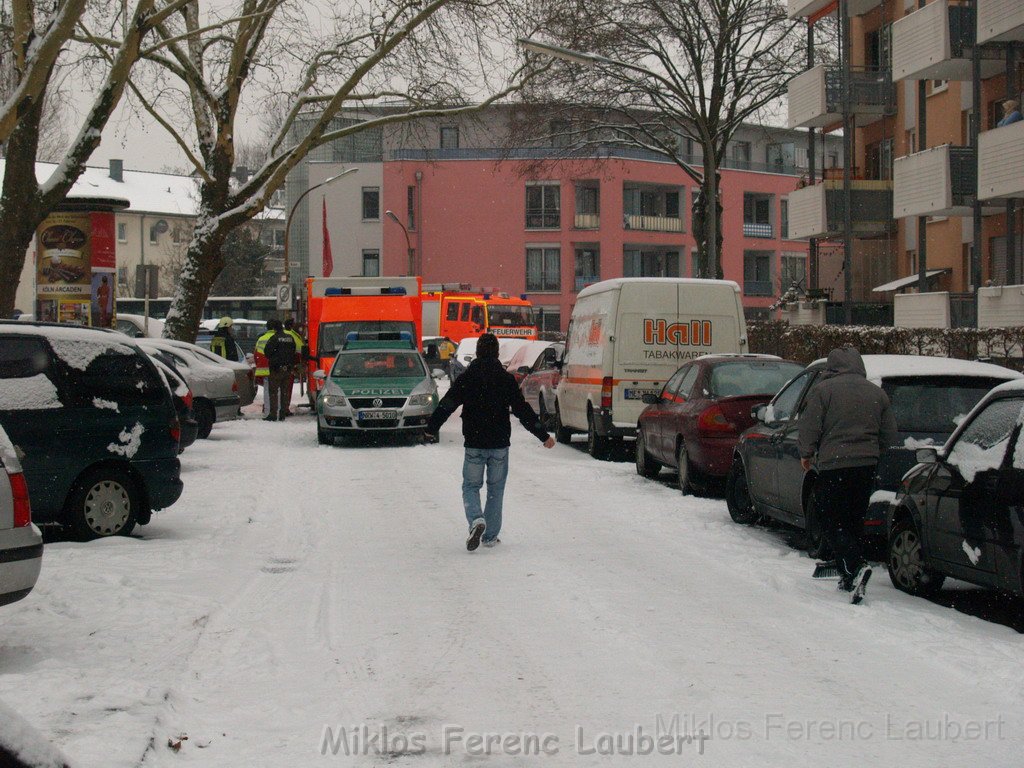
[997,99,1022,127]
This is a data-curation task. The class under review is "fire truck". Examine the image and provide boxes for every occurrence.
[421,289,538,343]
[304,276,422,406]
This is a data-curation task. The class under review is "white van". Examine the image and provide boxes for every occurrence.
[554,278,747,458]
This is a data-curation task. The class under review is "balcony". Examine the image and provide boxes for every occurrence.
[743,223,774,238]
[574,213,600,229]
[892,0,1002,81]
[787,180,894,240]
[623,214,683,232]
[977,0,1024,43]
[893,145,976,217]
[978,120,1024,200]
[788,65,895,129]
[788,0,882,19]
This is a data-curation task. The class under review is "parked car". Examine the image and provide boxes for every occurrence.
[636,355,804,493]
[519,345,566,431]
[0,424,42,606]
[725,355,1022,555]
[197,318,267,354]
[451,336,532,380]
[149,356,199,453]
[174,338,256,407]
[114,312,165,338]
[0,322,183,539]
[887,379,1024,598]
[505,340,565,384]
[136,338,242,438]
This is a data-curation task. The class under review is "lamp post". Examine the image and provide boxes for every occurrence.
[385,209,414,275]
[283,167,359,288]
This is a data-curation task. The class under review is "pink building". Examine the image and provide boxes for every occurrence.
[382,150,812,332]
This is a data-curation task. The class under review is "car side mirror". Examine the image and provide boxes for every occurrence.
[312,370,327,381]
[915,447,938,464]
[752,405,767,423]
[641,393,660,405]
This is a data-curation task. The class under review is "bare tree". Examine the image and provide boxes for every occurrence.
[523,0,803,278]
[0,0,200,317]
[92,0,549,341]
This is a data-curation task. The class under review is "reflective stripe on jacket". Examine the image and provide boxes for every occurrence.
[254,330,275,378]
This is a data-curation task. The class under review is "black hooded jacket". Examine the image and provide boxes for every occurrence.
[426,356,550,449]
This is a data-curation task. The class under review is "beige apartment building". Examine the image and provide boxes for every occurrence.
[787,0,1023,314]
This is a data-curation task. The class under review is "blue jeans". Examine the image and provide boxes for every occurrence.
[462,448,509,541]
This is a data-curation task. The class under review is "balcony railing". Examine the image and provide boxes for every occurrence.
[977,0,1024,44]
[979,120,1024,200]
[788,180,895,240]
[789,0,881,19]
[743,280,774,297]
[575,276,600,293]
[623,214,683,232]
[893,145,976,217]
[892,0,1002,81]
[574,213,600,229]
[743,222,774,238]
[788,65,894,129]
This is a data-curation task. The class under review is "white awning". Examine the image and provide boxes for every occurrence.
[872,269,950,293]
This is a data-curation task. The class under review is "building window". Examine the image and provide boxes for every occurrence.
[623,185,684,231]
[623,249,680,278]
[575,183,600,228]
[731,141,752,166]
[929,79,948,96]
[440,126,459,149]
[361,249,380,277]
[574,247,600,292]
[172,226,183,244]
[780,199,789,239]
[536,307,561,334]
[526,246,561,291]
[690,248,702,278]
[827,153,839,168]
[743,251,774,296]
[767,143,796,173]
[549,119,571,147]
[781,252,806,289]
[274,228,286,248]
[865,139,894,181]
[743,193,774,238]
[407,186,416,230]
[362,187,380,220]
[866,24,891,69]
[149,225,159,245]
[525,183,560,229]
[117,223,127,243]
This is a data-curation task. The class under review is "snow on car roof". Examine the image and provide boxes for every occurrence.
[987,377,1024,395]
[808,354,1022,382]
[0,322,138,370]
[576,277,741,298]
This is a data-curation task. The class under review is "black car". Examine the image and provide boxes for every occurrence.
[887,380,1024,597]
[150,355,199,453]
[726,355,1020,554]
[0,322,183,539]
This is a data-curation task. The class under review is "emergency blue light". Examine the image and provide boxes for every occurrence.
[345,332,360,341]
[482,293,491,300]
[520,294,528,300]
[324,288,353,296]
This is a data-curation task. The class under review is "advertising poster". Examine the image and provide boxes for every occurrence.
[89,211,117,328]
[57,299,91,325]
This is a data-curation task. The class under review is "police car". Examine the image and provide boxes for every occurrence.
[313,332,444,444]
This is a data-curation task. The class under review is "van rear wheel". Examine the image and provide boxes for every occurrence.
[554,402,572,444]
[587,410,611,460]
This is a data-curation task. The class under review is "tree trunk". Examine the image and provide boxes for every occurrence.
[162,224,228,342]
[704,155,723,280]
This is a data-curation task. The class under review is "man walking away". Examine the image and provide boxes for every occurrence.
[424,333,555,551]
[210,316,240,361]
[798,346,897,603]
[262,320,298,421]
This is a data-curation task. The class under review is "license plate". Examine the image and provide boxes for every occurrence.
[624,388,658,400]
[357,410,398,421]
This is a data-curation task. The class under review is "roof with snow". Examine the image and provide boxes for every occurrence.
[808,354,1023,382]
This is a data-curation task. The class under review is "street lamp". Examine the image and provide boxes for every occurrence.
[385,209,415,275]
[283,167,359,287]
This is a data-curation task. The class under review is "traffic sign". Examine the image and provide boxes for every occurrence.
[276,283,293,310]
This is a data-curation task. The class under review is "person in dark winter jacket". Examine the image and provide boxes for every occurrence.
[798,347,897,595]
[425,333,555,551]
[262,319,298,421]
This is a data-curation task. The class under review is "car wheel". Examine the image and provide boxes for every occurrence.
[194,399,215,439]
[676,442,694,495]
[725,458,759,524]
[67,467,139,540]
[538,398,551,431]
[554,401,572,444]
[635,428,661,478]
[586,409,611,460]
[888,517,945,596]
[804,488,830,560]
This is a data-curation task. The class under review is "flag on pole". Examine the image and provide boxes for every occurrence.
[322,196,334,277]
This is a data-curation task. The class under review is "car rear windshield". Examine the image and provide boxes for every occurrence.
[331,352,425,378]
[881,376,1005,434]
[709,360,804,398]
[319,321,416,356]
[488,305,535,327]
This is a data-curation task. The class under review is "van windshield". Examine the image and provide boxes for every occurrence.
[319,321,416,356]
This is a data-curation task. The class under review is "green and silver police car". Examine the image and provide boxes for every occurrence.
[313,332,444,444]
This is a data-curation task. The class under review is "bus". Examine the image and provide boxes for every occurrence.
[116,295,280,322]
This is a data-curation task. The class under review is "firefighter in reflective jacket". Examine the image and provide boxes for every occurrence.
[254,320,277,416]
[210,316,240,361]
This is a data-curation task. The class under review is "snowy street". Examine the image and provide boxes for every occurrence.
[1,399,1022,767]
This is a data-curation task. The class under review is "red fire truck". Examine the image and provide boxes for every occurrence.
[421,290,537,343]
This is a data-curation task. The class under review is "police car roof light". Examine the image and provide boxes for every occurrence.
[324,288,352,296]
[381,287,407,295]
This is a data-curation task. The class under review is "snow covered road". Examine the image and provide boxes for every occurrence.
[1,405,1022,767]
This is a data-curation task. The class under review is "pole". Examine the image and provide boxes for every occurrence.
[385,210,414,275]
[917,0,928,294]
[971,0,983,320]
[840,0,853,323]
[1007,45,1018,285]
[807,21,818,292]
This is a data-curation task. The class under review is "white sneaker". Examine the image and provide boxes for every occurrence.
[482,538,500,548]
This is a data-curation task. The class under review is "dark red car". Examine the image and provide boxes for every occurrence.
[635,355,803,494]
